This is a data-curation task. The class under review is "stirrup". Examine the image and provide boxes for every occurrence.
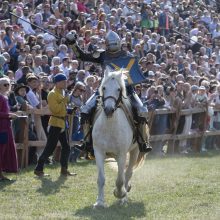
[74,143,86,151]
[138,143,152,153]
[74,141,92,152]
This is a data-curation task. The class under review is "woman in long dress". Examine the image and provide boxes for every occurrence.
[0,77,18,181]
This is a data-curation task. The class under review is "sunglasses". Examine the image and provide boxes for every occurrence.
[4,83,9,87]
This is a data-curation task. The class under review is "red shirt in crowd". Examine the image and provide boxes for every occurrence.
[77,1,88,13]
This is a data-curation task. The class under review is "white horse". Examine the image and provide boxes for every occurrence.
[92,68,146,208]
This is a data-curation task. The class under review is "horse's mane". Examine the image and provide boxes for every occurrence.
[99,68,127,99]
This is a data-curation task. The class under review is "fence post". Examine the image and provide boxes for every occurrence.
[20,116,29,168]
[24,116,29,167]
[198,106,208,152]
[170,106,182,154]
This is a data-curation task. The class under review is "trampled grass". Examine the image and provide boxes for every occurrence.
[0,152,220,220]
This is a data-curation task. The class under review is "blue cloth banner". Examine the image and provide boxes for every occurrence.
[105,57,145,85]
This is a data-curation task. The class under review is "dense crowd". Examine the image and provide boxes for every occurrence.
[1,0,220,174]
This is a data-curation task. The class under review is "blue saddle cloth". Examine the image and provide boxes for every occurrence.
[72,130,84,141]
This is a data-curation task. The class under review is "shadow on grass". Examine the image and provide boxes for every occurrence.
[17,159,95,177]
[18,163,61,174]
[187,150,220,158]
[147,150,220,160]
[74,201,146,220]
[0,179,16,190]
[36,175,68,195]
[73,159,96,166]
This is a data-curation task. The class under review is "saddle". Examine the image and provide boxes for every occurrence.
[91,98,138,144]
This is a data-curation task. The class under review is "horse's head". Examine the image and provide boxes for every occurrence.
[99,68,127,117]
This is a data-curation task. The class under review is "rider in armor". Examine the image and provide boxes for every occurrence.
[66,30,152,153]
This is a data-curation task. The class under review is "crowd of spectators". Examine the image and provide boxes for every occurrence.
[1,0,220,165]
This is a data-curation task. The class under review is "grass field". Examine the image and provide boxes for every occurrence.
[0,152,220,220]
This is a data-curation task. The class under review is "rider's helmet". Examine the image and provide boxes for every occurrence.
[105,31,121,53]
[65,30,77,43]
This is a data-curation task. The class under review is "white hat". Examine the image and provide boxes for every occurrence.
[199,86,206,90]
[46,47,54,52]
[148,71,155,77]
[49,15,56,20]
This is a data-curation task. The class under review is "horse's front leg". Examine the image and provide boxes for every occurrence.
[93,149,106,208]
[114,154,127,199]
[125,146,139,192]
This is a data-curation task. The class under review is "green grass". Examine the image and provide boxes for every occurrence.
[1,152,220,220]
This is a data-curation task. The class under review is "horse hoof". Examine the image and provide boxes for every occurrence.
[113,189,127,199]
[93,201,107,209]
[127,185,132,192]
[119,196,128,206]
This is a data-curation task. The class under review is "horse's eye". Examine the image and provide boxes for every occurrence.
[112,77,115,80]
[118,88,121,92]
[103,87,106,91]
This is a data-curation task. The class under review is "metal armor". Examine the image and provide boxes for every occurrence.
[81,92,98,114]
[129,92,148,119]
[105,31,121,53]
[81,89,148,119]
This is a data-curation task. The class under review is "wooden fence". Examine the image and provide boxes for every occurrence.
[15,106,220,168]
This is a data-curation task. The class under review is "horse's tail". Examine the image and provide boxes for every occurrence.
[132,152,146,170]
[106,151,146,171]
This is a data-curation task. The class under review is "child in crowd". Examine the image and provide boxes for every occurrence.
[195,86,208,107]
[83,75,95,102]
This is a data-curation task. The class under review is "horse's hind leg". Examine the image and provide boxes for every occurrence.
[114,154,127,199]
[125,147,139,192]
[93,149,106,208]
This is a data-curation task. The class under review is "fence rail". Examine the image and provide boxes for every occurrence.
[15,106,220,168]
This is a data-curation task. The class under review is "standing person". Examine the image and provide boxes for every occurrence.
[3,26,19,71]
[158,5,170,37]
[40,76,50,137]
[26,75,47,160]
[0,77,18,181]
[34,74,76,177]
[69,82,86,162]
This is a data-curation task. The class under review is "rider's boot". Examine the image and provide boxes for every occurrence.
[128,89,152,153]
[137,119,152,153]
[74,114,91,152]
[74,93,98,152]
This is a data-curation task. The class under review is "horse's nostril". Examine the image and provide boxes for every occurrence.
[104,107,114,117]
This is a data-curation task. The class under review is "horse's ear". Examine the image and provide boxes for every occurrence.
[119,69,123,78]
[120,69,129,81]
[105,66,111,77]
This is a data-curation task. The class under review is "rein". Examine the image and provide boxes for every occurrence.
[100,92,137,143]
[101,90,123,112]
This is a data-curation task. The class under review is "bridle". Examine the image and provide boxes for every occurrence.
[101,89,123,113]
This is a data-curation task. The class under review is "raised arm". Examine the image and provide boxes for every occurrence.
[65,30,105,63]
